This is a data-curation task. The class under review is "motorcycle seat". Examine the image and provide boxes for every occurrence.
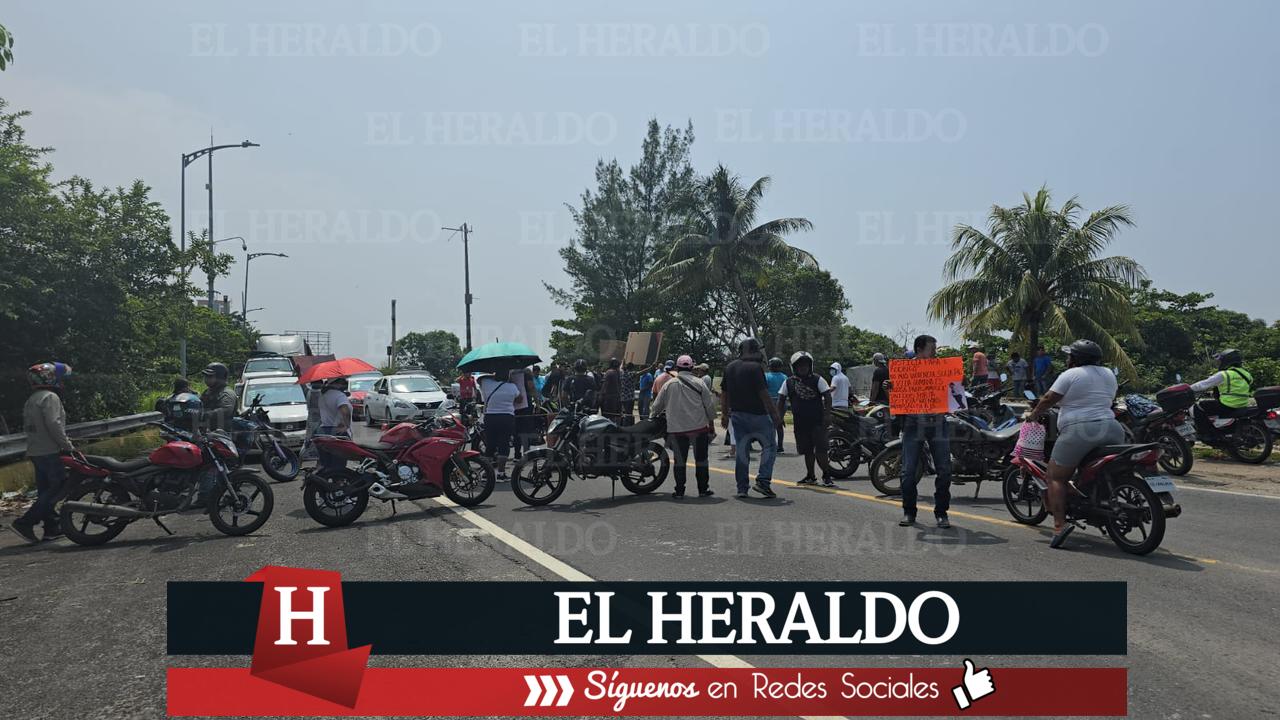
[1080,443,1160,464]
[619,419,662,434]
[979,424,1022,442]
[357,441,397,452]
[83,455,151,473]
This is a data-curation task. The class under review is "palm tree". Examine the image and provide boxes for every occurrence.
[928,187,1147,374]
[651,165,815,339]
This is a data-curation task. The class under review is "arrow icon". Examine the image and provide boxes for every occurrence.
[523,674,574,707]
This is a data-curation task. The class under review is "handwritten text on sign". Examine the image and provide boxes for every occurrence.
[889,357,964,415]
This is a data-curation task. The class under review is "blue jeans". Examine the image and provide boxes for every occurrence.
[638,393,651,420]
[900,415,953,519]
[731,411,777,492]
[317,425,348,472]
[17,454,66,531]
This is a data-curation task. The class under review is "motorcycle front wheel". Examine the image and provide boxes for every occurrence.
[1001,466,1048,525]
[1155,429,1194,476]
[869,446,917,496]
[208,470,274,536]
[1104,474,1166,555]
[59,478,132,546]
[1226,419,1272,464]
[511,449,569,506]
[620,441,669,494]
[260,440,301,482]
[825,431,860,479]
[444,455,496,507]
[302,469,369,527]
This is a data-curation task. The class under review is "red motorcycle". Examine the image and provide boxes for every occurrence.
[301,414,495,527]
[1002,414,1181,555]
[58,422,274,546]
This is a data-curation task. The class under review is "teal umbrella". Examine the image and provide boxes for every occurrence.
[456,342,541,373]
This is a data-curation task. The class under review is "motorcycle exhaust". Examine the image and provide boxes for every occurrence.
[61,501,156,519]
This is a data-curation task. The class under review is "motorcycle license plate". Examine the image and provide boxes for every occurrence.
[1144,475,1177,495]
[1176,422,1196,439]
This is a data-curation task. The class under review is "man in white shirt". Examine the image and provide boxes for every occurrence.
[317,378,353,472]
[829,362,851,409]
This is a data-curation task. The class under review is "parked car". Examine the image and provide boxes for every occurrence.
[363,373,449,424]
[241,354,297,382]
[236,377,309,446]
[346,372,383,420]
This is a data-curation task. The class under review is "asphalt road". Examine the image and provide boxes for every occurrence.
[2,424,1278,719]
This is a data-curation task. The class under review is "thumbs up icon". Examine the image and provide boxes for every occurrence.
[951,659,995,710]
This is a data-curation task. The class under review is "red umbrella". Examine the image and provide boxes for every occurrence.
[296,357,378,385]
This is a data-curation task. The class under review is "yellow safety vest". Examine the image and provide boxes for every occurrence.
[1219,367,1254,409]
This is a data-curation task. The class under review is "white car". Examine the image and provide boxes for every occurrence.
[237,377,309,446]
[241,354,297,383]
[364,373,450,424]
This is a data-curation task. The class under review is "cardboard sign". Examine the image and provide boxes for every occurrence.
[624,331,663,366]
[889,356,964,415]
[597,339,627,362]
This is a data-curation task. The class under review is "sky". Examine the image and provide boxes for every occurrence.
[4,0,1278,363]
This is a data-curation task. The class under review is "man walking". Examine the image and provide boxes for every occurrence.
[885,335,955,529]
[650,355,717,498]
[9,362,75,544]
[779,352,836,487]
[1032,346,1053,396]
[720,338,783,498]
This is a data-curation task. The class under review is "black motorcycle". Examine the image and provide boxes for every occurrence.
[231,395,301,482]
[1115,386,1196,476]
[1192,386,1279,464]
[509,404,668,506]
[825,403,893,479]
[868,414,1022,497]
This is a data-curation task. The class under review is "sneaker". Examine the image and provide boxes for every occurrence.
[42,526,64,541]
[899,514,916,527]
[698,489,715,498]
[672,489,685,499]
[735,490,750,498]
[936,514,951,529]
[8,523,39,544]
[796,476,817,485]
[752,482,777,498]
[821,478,838,488]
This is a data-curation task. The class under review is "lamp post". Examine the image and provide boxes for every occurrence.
[243,251,288,318]
[179,140,259,376]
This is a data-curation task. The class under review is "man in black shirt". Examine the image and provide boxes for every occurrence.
[561,359,598,409]
[600,357,622,421]
[720,338,783,498]
[870,353,890,405]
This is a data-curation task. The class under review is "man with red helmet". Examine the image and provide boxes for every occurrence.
[9,362,76,544]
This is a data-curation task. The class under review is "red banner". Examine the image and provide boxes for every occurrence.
[169,666,1127,717]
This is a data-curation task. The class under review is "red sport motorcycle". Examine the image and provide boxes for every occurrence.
[58,422,274,546]
[301,413,495,527]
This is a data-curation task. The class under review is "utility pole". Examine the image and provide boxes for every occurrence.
[389,299,397,370]
[207,131,216,310]
[443,223,473,351]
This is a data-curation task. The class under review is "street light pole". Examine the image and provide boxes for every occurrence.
[443,222,473,352]
[242,251,288,318]
[179,139,259,375]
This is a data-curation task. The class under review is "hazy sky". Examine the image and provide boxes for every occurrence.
[5,1,1277,362]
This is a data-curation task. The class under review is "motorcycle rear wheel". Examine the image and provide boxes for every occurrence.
[444,455,496,507]
[302,469,369,527]
[1001,466,1048,525]
[825,431,860,479]
[1155,429,1194,476]
[620,441,669,494]
[1225,420,1272,464]
[260,442,301,482]
[869,446,918,496]
[1104,474,1166,555]
[209,471,274,536]
[59,478,131,546]
[511,450,569,506]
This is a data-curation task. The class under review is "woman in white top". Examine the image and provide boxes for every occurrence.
[1024,340,1125,548]
[478,371,523,479]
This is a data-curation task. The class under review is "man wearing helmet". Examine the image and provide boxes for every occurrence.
[1190,349,1254,432]
[1024,339,1126,548]
[9,362,76,543]
[199,362,238,432]
[765,357,788,453]
[778,351,837,487]
[721,338,784,498]
[870,353,890,405]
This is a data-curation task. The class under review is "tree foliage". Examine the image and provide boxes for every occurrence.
[0,24,14,71]
[396,330,463,378]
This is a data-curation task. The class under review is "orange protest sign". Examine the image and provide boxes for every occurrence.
[888,356,965,415]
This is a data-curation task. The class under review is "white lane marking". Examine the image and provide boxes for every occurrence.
[432,497,847,720]
[1174,483,1280,500]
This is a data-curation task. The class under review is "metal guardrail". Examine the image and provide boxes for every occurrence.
[0,411,161,464]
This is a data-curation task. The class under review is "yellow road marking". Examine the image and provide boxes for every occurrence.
[697,464,1277,575]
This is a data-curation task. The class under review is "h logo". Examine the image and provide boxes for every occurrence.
[274,586,330,646]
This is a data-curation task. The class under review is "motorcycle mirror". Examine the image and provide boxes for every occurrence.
[1024,390,1037,401]
[1000,372,1008,382]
